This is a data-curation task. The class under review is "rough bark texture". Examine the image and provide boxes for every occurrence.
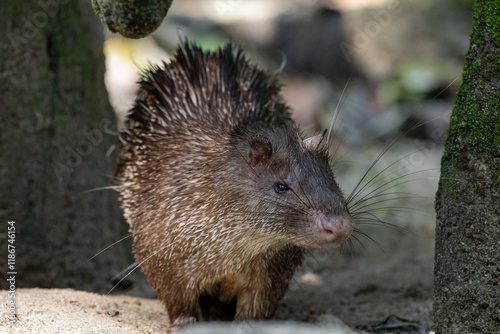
[0,0,131,293]
[434,1,500,332]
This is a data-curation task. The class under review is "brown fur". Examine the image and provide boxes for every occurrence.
[117,41,354,328]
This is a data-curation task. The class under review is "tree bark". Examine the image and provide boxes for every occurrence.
[92,0,173,38]
[434,1,500,332]
[0,0,131,293]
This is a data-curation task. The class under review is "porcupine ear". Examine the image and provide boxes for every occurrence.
[248,136,273,168]
[303,129,327,151]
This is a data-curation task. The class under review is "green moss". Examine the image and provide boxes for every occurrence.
[447,179,459,198]
[73,134,85,146]
[91,0,100,12]
[444,1,500,165]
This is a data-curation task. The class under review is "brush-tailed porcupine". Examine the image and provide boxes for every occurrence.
[117,41,354,329]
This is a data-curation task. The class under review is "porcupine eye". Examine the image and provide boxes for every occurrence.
[274,183,290,194]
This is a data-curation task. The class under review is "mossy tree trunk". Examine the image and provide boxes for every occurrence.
[0,0,131,292]
[434,1,500,332]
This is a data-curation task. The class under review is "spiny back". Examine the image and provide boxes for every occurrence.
[124,41,291,136]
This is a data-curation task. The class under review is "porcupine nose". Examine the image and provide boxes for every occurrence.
[315,211,354,247]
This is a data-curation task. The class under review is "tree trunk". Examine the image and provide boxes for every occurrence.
[434,1,500,332]
[0,0,131,293]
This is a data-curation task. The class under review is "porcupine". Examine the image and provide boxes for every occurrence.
[117,41,354,329]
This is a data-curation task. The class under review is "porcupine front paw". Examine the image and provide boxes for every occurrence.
[168,314,197,333]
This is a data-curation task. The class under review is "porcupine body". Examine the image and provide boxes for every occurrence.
[117,41,354,328]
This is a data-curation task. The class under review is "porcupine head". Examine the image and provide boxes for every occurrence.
[117,41,354,329]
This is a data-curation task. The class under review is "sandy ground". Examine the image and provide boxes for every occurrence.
[0,288,357,333]
[0,288,170,333]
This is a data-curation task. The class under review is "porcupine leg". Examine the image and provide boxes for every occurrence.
[157,287,201,330]
[234,245,305,320]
